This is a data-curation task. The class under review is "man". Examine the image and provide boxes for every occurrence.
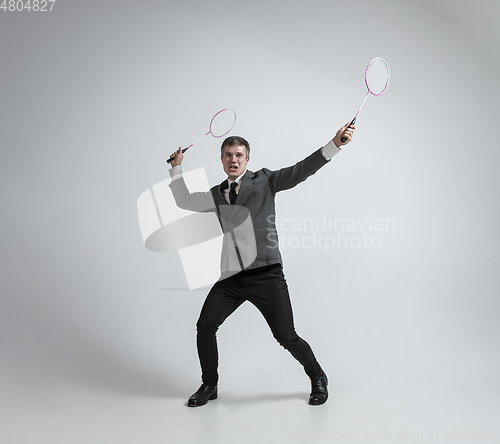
[168,121,355,407]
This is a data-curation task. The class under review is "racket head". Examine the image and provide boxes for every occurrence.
[365,57,390,96]
[209,108,237,138]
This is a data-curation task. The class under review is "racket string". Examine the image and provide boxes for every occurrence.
[366,58,389,95]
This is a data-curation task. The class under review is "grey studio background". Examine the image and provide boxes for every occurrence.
[1,1,499,443]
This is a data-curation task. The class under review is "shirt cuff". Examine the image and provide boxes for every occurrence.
[169,165,183,182]
[321,139,341,161]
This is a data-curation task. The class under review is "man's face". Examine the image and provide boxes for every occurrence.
[221,144,249,180]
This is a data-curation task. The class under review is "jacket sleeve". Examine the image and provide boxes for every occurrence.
[265,148,330,193]
[168,176,216,213]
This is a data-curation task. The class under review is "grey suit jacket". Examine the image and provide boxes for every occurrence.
[169,147,330,274]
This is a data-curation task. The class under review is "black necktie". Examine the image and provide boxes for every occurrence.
[229,182,238,205]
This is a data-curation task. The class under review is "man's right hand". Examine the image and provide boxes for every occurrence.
[169,147,183,167]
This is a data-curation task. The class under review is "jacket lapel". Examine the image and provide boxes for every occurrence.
[214,180,230,206]
[234,170,255,206]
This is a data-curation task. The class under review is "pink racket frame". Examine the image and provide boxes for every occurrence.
[166,108,237,163]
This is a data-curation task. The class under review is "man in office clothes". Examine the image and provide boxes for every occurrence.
[168,121,355,407]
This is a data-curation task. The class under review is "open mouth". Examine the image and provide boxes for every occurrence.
[229,165,238,172]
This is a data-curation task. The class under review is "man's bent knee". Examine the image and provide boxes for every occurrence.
[273,332,300,349]
[196,318,221,335]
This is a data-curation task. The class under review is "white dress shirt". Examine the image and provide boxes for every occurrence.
[221,170,246,204]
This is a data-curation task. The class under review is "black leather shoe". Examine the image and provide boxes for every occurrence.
[309,371,328,405]
[187,383,218,407]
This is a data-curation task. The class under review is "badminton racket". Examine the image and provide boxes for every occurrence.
[166,108,237,163]
[341,57,390,142]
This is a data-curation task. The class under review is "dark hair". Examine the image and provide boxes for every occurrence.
[220,136,250,159]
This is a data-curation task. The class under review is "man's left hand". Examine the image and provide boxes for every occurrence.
[333,122,356,148]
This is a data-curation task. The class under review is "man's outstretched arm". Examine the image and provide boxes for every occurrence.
[267,122,356,193]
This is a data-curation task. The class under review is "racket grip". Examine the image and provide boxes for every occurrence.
[341,117,357,143]
[166,147,189,163]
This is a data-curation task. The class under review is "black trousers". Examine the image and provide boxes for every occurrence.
[196,263,322,386]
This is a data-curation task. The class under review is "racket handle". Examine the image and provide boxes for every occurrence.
[166,147,189,163]
[341,117,357,143]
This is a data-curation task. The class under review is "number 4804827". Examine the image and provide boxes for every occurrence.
[1,0,56,11]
